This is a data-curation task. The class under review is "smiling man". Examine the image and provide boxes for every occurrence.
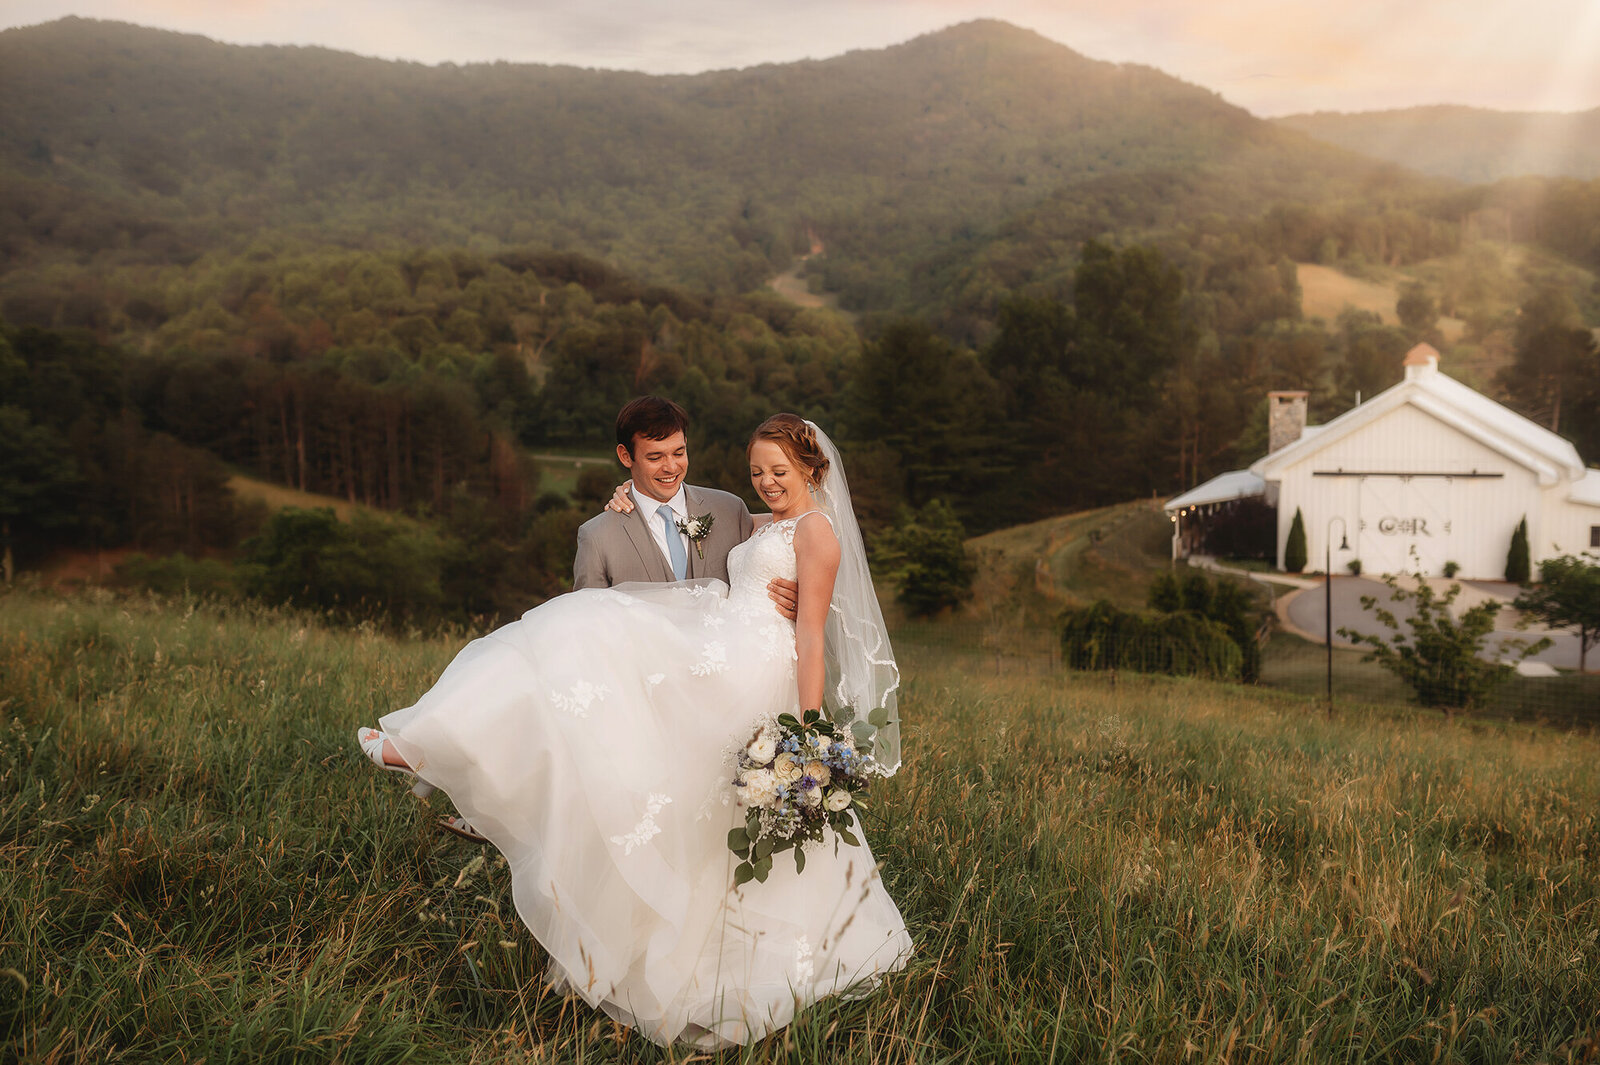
[572,397,796,607]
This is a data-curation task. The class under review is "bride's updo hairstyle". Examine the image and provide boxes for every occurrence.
[749,414,829,488]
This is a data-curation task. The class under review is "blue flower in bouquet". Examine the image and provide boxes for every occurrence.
[726,707,874,886]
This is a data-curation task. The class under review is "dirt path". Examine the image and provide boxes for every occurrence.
[763,234,848,314]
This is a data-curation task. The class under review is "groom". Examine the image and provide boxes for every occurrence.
[574,397,799,615]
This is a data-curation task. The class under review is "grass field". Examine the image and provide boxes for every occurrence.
[3,587,1597,1062]
[530,452,619,502]
[967,501,1175,614]
[225,475,373,522]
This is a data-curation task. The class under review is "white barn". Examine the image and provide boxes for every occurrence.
[1168,344,1600,579]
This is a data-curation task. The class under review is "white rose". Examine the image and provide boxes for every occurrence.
[825,789,852,812]
[746,736,776,765]
[739,768,777,806]
[803,760,832,787]
[801,784,823,806]
[773,753,803,785]
[814,736,832,755]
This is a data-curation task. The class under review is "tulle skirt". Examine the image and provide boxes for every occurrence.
[380,581,911,1046]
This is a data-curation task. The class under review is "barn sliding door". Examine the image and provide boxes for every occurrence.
[1357,476,1454,576]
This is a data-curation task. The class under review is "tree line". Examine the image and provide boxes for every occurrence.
[4,233,1595,627]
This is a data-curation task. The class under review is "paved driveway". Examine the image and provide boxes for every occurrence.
[1283,576,1584,670]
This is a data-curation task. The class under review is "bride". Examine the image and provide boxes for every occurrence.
[357,414,911,1047]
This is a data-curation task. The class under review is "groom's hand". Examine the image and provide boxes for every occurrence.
[767,578,799,621]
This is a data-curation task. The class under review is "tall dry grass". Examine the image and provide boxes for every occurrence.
[2,589,1596,1062]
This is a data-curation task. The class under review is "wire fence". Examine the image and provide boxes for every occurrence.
[886,617,1600,731]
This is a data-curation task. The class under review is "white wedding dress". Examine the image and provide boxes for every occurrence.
[379,512,912,1047]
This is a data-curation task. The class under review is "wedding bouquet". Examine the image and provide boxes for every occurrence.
[726,708,874,885]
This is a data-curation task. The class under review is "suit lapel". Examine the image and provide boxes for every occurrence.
[683,487,701,579]
[624,502,673,582]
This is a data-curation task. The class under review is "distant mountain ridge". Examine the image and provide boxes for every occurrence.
[0,17,1423,310]
[1274,105,1600,183]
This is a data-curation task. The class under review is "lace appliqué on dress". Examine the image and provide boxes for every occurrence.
[759,621,798,666]
[551,679,611,717]
[794,935,815,985]
[611,793,673,854]
[689,640,729,676]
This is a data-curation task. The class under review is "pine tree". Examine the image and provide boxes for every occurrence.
[1285,507,1308,573]
[1505,516,1531,583]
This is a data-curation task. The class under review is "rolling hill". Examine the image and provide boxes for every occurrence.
[1274,105,1600,183]
[1,17,1432,316]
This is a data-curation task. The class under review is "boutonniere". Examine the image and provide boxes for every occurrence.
[675,513,715,559]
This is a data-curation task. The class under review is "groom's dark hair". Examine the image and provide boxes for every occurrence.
[616,396,690,457]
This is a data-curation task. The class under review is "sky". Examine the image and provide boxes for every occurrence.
[2,0,1598,117]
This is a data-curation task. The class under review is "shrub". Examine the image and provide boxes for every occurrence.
[1346,558,1362,576]
[1339,568,1549,712]
[239,507,445,624]
[1147,571,1182,613]
[1285,507,1308,573]
[1506,516,1531,583]
[1443,560,1460,578]
[114,553,240,599]
[873,500,976,617]
[1147,569,1265,683]
[1061,599,1242,680]
[1515,552,1600,673]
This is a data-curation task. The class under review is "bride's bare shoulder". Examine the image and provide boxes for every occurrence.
[791,510,840,559]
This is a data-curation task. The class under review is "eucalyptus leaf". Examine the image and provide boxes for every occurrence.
[733,863,755,887]
[840,829,861,847]
[794,848,806,873]
[868,707,890,728]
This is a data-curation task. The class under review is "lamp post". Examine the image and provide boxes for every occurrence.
[1325,516,1349,714]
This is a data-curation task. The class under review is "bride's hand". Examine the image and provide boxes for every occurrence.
[604,483,634,514]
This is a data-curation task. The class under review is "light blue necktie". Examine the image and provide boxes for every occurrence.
[658,504,688,580]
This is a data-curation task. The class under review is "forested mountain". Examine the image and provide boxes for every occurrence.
[1275,106,1600,183]
[3,17,1598,620]
[3,16,1429,317]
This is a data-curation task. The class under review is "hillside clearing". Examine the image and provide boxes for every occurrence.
[1296,262,1467,341]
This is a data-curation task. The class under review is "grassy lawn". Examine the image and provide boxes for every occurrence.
[3,588,1596,1062]
[967,501,1175,613]
[1261,630,1600,727]
[531,451,619,502]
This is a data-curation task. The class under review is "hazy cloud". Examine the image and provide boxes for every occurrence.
[3,0,1596,115]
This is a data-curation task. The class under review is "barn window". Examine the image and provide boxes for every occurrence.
[1592,525,1600,549]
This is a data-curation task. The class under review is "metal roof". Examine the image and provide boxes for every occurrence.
[1164,469,1266,512]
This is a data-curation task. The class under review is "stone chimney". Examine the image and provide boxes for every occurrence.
[1403,342,1440,381]
[1267,391,1309,454]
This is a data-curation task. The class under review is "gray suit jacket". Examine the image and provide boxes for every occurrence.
[573,485,755,589]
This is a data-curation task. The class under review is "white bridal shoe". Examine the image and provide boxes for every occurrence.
[438,815,488,844]
[355,726,436,798]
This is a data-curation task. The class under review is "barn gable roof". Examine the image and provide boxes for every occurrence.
[1250,346,1586,488]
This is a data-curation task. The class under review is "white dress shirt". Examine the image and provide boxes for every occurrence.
[632,483,690,574]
